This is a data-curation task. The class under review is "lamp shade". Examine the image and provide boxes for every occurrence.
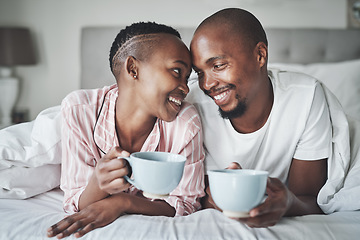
[0,27,36,66]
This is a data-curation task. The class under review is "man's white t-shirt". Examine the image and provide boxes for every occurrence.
[186,69,332,183]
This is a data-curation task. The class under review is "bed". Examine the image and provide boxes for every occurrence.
[1,26,360,239]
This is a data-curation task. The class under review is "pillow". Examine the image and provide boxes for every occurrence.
[0,105,62,199]
[269,59,360,120]
[0,105,62,168]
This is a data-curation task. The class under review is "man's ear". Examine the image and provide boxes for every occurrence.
[125,56,138,79]
[256,42,268,68]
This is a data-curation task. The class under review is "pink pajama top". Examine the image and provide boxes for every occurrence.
[60,84,205,216]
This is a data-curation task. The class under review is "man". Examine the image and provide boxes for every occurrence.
[187,8,331,227]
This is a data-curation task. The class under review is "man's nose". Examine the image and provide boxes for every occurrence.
[202,73,218,91]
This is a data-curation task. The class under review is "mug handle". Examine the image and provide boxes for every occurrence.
[120,156,137,187]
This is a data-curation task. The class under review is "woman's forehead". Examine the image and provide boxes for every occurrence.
[149,35,190,61]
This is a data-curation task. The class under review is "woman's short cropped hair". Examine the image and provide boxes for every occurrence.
[109,22,181,76]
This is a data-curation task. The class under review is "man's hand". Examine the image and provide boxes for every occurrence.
[204,162,292,228]
[235,177,292,227]
[230,159,326,228]
[203,162,242,210]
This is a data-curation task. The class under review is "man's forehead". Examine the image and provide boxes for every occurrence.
[191,34,227,57]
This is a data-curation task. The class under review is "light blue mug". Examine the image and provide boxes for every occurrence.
[122,152,186,199]
[207,169,268,218]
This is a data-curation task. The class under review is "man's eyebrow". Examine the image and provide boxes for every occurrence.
[192,55,227,72]
[206,56,226,64]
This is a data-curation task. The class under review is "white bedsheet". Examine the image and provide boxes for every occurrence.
[0,188,359,240]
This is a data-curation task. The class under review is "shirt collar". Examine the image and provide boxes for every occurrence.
[94,85,161,155]
[93,85,119,155]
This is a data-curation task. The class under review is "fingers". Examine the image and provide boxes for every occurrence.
[96,146,131,181]
[226,162,242,170]
[74,222,96,238]
[47,214,101,239]
[238,213,278,228]
[107,146,130,159]
[96,158,130,182]
[95,158,131,194]
[237,177,289,228]
[97,158,129,177]
[105,178,131,195]
[266,177,284,193]
[248,197,272,218]
[204,186,222,211]
[235,200,280,228]
[47,215,84,239]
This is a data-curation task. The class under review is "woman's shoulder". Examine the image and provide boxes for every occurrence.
[61,84,116,109]
[159,102,203,146]
[169,101,202,131]
[177,102,201,120]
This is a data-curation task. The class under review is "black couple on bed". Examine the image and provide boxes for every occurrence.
[47,8,331,238]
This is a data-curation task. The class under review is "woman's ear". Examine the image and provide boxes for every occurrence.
[125,56,138,79]
[256,42,268,68]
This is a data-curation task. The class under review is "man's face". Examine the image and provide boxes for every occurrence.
[190,26,262,119]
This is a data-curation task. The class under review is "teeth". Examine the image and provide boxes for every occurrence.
[169,96,182,106]
[214,91,228,101]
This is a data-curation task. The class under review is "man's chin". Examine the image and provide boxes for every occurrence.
[218,105,246,119]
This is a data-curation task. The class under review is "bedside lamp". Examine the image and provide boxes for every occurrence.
[0,27,36,128]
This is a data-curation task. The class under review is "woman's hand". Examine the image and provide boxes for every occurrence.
[94,147,131,195]
[47,196,127,239]
[47,192,175,238]
[78,147,131,211]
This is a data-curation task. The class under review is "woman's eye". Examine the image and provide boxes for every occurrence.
[173,68,180,75]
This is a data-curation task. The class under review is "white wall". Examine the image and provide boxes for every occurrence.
[0,0,347,120]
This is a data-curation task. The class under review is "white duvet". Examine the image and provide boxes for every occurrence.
[317,83,360,213]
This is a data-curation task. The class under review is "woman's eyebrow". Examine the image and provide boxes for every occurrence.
[174,60,190,68]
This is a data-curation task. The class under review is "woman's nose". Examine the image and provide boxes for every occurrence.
[180,80,190,96]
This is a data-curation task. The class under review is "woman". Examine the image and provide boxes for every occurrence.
[47,22,205,239]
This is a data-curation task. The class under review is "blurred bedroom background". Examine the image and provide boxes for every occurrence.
[0,0,356,124]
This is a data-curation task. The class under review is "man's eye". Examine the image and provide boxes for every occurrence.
[214,64,225,70]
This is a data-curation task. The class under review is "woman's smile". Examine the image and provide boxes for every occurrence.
[168,95,184,112]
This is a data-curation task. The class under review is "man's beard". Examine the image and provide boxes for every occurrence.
[218,95,247,119]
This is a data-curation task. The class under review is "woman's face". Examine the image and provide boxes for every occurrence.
[135,34,192,122]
